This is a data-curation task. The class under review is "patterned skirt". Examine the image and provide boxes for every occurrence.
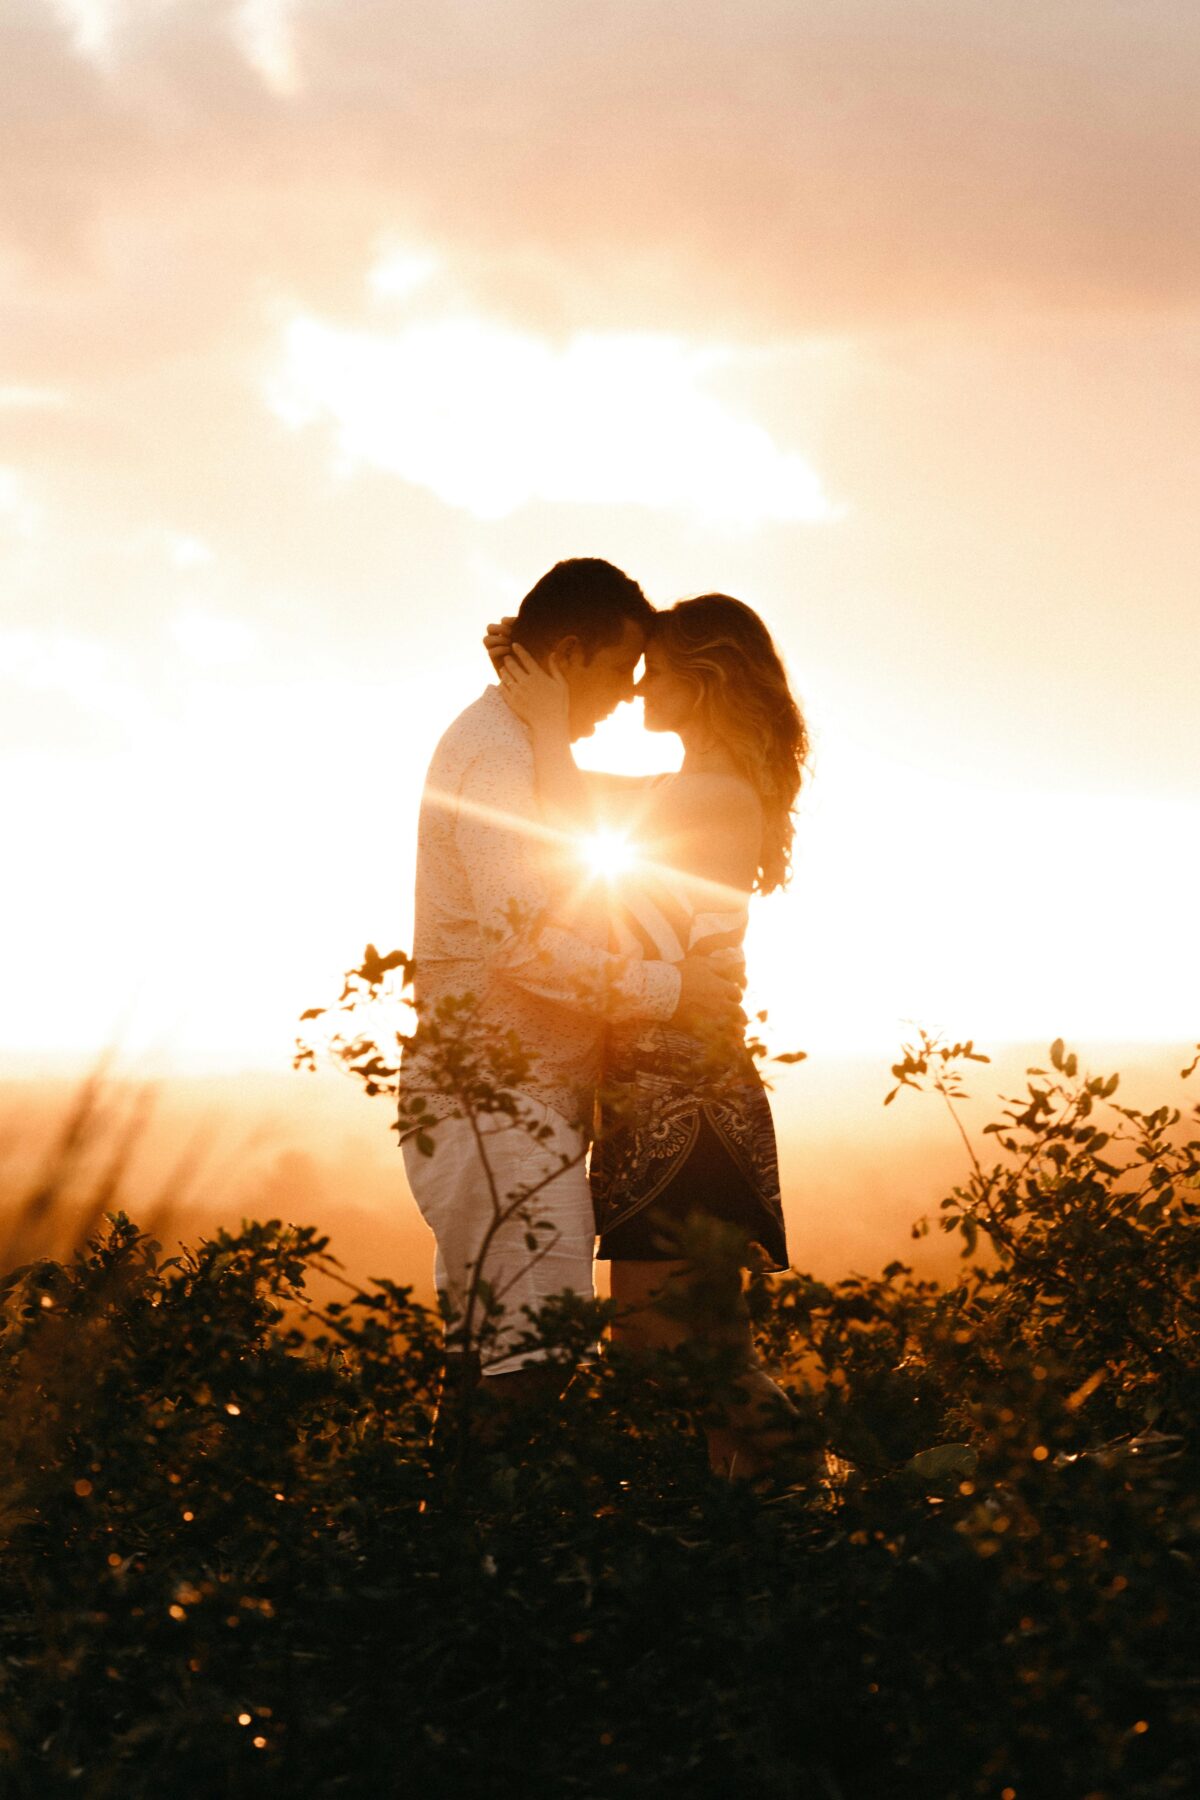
[591,1021,788,1270]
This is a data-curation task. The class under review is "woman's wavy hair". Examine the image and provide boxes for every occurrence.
[650,595,808,894]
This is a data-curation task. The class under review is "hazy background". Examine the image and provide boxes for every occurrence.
[2,0,1197,1289]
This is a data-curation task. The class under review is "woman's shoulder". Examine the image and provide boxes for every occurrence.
[657,773,761,892]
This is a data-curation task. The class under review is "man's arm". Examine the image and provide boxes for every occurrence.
[495,643,663,837]
[455,748,682,1023]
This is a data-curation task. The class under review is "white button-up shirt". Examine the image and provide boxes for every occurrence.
[404,686,682,1128]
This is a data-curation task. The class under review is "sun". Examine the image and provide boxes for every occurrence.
[579,828,637,881]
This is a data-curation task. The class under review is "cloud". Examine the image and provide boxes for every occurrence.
[0,465,42,536]
[2,0,1198,378]
[368,246,441,303]
[230,0,300,96]
[170,606,256,664]
[163,529,215,569]
[48,0,118,63]
[0,385,68,409]
[269,312,837,524]
[0,622,142,740]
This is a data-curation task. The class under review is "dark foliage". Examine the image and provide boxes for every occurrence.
[2,1029,1199,1798]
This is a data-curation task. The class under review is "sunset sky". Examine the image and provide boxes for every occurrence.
[3,0,1198,1079]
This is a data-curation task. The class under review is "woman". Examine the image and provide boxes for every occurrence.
[491,596,808,1479]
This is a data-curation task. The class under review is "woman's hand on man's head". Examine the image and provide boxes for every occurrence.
[483,616,516,672]
[497,644,571,738]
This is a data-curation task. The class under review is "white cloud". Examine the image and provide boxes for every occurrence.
[0,386,69,410]
[0,466,42,538]
[269,314,838,527]
[0,624,132,726]
[49,0,123,63]
[170,608,256,665]
[164,531,216,571]
[368,245,442,303]
[231,0,301,96]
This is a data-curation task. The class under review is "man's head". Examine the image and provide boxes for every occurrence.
[511,559,654,739]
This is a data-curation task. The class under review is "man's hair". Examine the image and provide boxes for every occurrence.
[511,559,654,661]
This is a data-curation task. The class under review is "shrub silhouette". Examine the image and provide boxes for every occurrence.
[0,993,1197,1797]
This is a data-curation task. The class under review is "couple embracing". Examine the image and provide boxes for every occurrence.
[401,558,808,1478]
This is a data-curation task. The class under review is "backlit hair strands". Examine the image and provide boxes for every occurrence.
[650,596,808,895]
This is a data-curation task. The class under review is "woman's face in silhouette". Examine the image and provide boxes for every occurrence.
[636,644,698,735]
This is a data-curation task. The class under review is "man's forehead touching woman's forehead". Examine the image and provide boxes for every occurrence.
[592,617,648,673]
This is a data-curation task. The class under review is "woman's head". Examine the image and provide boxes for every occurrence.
[640,595,808,894]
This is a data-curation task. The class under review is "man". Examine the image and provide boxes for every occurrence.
[401,558,742,1398]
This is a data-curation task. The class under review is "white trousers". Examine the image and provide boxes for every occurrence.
[401,1099,594,1376]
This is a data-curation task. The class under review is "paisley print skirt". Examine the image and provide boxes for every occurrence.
[591,1022,788,1270]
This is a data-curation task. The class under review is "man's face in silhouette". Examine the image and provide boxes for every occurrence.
[551,618,647,741]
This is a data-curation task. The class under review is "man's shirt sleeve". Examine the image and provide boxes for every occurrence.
[455,748,681,1023]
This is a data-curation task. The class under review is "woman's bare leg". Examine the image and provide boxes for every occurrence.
[609,1260,797,1479]
[609,1259,691,1353]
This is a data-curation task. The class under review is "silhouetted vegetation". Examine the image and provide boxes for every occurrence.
[1,1001,1198,1797]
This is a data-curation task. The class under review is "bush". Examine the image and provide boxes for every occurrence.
[1,1021,1198,1798]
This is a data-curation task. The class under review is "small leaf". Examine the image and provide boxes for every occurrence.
[905,1443,978,1482]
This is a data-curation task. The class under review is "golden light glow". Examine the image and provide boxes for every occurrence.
[578,829,638,882]
[1,9,1197,1083]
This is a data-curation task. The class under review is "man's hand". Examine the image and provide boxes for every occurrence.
[483,616,516,673]
[672,954,745,1034]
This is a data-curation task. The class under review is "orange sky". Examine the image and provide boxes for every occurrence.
[2,0,1198,1077]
